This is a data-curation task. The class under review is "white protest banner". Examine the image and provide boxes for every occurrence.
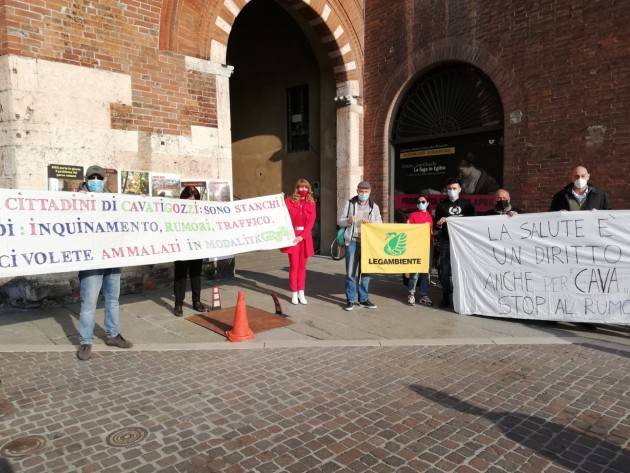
[0,190,295,277]
[449,211,630,324]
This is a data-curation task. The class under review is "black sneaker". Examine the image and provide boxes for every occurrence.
[77,344,92,361]
[193,301,206,312]
[343,301,354,311]
[359,300,377,309]
[105,334,133,349]
[173,304,183,317]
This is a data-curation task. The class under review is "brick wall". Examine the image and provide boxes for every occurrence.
[364,0,630,216]
[1,0,217,135]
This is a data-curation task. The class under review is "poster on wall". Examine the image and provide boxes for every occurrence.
[207,180,231,202]
[47,164,84,192]
[394,130,503,219]
[151,173,181,198]
[121,170,150,196]
[181,180,208,200]
[104,168,119,193]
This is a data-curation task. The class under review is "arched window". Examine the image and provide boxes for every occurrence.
[392,63,504,217]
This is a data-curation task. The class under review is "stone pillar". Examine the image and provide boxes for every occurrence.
[183,56,234,197]
[335,80,363,217]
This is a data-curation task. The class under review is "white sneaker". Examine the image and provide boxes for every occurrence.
[298,290,308,305]
[291,292,299,305]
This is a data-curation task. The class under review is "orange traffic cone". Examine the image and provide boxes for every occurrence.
[226,290,255,342]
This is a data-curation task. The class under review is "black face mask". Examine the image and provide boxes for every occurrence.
[496,200,510,211]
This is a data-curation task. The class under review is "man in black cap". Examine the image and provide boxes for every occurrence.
[77,164,132,361]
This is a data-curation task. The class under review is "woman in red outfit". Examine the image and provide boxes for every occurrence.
[281,178,317,304]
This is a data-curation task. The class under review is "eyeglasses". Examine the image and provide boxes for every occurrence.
[88,175,104,181]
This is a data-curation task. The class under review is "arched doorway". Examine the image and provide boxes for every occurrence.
[391,63,504,220]
[227,0,337,252]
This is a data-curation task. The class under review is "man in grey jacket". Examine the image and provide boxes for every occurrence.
[337,181,383,311]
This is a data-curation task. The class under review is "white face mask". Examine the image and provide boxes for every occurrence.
[447,189,460,200]
[574,178,588,189]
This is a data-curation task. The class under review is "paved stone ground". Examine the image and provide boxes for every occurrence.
[1,343,629,473]
[2,252,630,349]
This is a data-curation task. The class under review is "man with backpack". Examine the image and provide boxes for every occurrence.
[337,181,382,311]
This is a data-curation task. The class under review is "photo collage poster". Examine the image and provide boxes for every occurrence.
[207,180,231,202]
[46,164,231,202]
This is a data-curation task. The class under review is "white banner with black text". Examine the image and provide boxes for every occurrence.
[449,211,630,324]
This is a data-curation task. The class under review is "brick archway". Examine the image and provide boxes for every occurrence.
[159,0,362,91]
[365,39,524,220]
[160,0,366,251]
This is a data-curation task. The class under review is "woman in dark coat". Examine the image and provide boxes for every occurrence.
[173,186,206,316]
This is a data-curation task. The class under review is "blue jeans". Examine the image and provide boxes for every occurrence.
[345,240,370,303]
[78,268,121,344]
[408,273,429,297]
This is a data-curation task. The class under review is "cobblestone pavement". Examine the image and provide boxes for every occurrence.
[1,343,629,473]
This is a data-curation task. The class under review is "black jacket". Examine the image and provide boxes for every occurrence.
[435,197,475,241]
[549,184,610,211]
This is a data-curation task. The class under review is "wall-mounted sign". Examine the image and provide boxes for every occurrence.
[47,164,84,192]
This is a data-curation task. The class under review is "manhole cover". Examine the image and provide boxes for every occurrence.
[105,427,148,447]
[1,435,47,458]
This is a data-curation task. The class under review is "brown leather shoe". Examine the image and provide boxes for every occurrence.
[77,344,92,361]
[173,304,183,317]
[105,334,133,349]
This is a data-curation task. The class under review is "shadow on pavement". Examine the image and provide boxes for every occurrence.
[0,306,84,345]
[576,342,630,359]
[235,267,443,308]
[410,384,630,472]
[235,268,348,306]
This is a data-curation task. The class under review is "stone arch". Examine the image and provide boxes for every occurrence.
[159,0,363,91]
[366,38,524,219]
[160,0,366,248]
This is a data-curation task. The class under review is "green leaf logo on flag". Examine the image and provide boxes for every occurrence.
[384,232,407,256]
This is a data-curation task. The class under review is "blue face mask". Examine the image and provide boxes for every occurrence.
[417,202,429,211]
[87,179,104,192]
[357,193,369,202]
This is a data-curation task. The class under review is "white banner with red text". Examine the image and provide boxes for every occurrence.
[0,190,295,276]
[448,211,630,324]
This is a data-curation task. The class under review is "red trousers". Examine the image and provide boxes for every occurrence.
[288,250,308,292]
